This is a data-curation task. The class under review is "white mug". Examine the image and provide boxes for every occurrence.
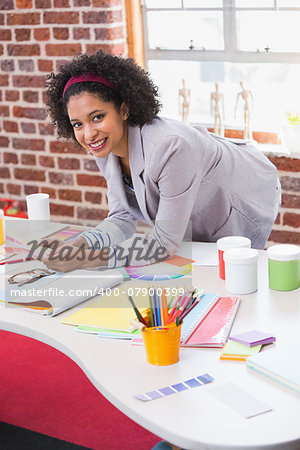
[26,193,50,221]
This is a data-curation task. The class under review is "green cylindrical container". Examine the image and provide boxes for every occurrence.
[267,244,300,291]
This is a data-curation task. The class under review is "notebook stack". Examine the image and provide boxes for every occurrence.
[246,340,300,394]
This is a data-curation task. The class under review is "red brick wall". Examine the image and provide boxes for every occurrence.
[0,0,126,224]
[267,156,300,246]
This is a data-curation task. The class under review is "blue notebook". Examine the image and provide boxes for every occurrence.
[180,293,220,344]
[247,340,300,394]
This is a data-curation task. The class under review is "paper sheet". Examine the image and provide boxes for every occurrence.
[192,243,218,266]
[210,382,273,418]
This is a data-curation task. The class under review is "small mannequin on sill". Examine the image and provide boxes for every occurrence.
[178,78,191,123]
[210,82,225,137]
[234,81,254,140]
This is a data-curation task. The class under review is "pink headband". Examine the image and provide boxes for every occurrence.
[62,74,119,98]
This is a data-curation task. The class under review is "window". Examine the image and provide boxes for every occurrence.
[141,0,300,132]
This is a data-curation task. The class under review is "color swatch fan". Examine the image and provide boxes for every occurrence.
[125,262,193,281]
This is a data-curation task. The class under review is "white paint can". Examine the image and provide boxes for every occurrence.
[223,247,259,295]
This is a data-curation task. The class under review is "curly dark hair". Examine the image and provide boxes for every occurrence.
[45,50,162,141]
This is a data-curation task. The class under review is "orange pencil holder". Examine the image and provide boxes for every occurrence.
[141,322,182,366]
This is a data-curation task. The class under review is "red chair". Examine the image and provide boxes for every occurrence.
[0,198,28,218]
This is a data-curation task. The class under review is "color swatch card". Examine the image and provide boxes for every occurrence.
[229,330,276,347]
[0,246,32,265]
[220,341,261,361]
[42,226,86,242]
[135,373,214,402]
[125,261,193,282]
[165,255,194,266]
[0,246,16,262]
[0,234,31,264]
[76,326,141,338]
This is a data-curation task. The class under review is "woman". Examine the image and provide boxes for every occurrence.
[43,50,280,272]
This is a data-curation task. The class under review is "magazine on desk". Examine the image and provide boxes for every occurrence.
[2,260,123,316]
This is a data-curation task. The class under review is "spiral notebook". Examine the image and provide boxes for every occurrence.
[182,296,240,348]
[180,293,220,344]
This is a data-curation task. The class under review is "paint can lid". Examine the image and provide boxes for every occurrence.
[223,247,259,264]
[217,236,251,251]
[267,244,300,261]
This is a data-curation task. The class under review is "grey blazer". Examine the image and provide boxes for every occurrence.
[91,117,278,267]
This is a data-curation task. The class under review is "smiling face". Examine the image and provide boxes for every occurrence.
[67,92,129,159]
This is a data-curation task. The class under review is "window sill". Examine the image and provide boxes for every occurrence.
[256,143,300,160]
[194,124,300,160]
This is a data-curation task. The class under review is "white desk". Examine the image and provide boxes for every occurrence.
[1,251,300,450]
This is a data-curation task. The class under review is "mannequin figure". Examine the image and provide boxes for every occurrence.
[234,81,254,140]
[178,78,191,123]
[210,82,225,136]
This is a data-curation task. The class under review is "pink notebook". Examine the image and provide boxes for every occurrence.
[182,296,240,348]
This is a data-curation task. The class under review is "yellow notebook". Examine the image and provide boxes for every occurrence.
[62,289,148,332]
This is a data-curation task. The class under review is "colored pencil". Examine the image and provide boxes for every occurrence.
[156,291,162,326]
[167,293,176,312]
[179,290,193,311]
[157,289,163,326]
[127,295,147,326]
[148,293,155,327]
[165,290,191,325]
[179,290,204,321]
[152,291,158,327]
[185,289,197,309]
[166,292,184,323]
[161,289,169,325]
[168,305,184,324]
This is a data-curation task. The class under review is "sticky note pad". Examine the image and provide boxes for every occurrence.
[220,341,261,361]
[210,382,273,418]
[229,330,276,347]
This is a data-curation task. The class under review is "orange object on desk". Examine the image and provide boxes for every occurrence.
[142,322,181,366]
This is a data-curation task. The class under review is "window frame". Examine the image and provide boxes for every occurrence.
[141,0,300,65]
[125,0,145,68]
